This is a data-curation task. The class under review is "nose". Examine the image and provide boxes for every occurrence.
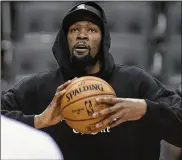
[77,31,89,41]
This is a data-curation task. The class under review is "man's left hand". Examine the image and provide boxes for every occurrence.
[92,97,147,128]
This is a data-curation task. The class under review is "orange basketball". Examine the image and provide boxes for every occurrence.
[60,76,116,134]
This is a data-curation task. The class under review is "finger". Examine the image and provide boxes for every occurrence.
[55,89,66,100]
[110,114,142,128]
[95,109,126,128]
[72,77,78,81]
[92,103,122,118]
[109,118,127,128]
[48,89,66,108]
[108,109,130,128]
[96,97,124,105]
[110,111,143,128]
[59,77,77,91]
[57,80,71,92]
[95,117,110,128]
[101,108,130,128]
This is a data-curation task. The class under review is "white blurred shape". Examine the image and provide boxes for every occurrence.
[151,52,162,75]
[1,115,63,160]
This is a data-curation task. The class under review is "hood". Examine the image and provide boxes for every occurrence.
[52,1,115,81]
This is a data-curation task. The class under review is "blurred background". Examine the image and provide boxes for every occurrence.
[1,1,181,160]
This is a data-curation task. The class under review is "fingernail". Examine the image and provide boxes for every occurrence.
[68,80,71,82]
[62,89,66,93]
[92,112,98,118]
[96,123,102,128]
[72,77,77,81]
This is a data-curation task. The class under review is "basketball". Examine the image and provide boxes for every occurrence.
[60,76,116,134]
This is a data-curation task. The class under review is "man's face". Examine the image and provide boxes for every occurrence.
[67,21,102,59]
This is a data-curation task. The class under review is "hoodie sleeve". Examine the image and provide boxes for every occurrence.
[1,76,39,127]
[138,69,182,147]
[1,89,35,127]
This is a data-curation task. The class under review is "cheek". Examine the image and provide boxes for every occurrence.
[91,36,102,53]
[67,34,75,51]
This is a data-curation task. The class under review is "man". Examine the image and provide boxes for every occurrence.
[1,115,63,159]
[1,2,182,160]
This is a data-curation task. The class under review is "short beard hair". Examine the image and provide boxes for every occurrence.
[70,45,99,70]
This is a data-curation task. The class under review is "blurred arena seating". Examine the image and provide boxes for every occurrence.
[162,2,181,87]
[99,2,154,70]
[13,2,76,76]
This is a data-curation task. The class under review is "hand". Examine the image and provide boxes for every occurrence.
[34,78,77,128]
[92,97,147,128]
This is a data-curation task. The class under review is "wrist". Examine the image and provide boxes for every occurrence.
[34,114,49,129]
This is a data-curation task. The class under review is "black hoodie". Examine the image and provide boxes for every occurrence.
[1,2,182,160]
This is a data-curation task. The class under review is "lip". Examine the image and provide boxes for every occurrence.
[74,48,88,54]
[73,43,89,55]
[75,44,89,49]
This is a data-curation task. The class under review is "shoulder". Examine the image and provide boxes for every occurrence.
[113,64,159,87]
[116,65,166,92]
[17,68,58,84]
[6,68,61,99]
[13,68,59,91]
[114,64,145,77]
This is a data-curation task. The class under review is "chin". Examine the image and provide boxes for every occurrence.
[74,51,89,57]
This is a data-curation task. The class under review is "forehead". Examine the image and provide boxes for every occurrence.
[70,21,98,27]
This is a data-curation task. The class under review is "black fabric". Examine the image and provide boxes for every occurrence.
[63,4,104,34]
[1,65,182,160]
[1,2,182,160]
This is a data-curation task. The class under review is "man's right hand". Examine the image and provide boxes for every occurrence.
[34,78,76,128]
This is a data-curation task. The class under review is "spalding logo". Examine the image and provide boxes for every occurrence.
[66,84,104,102]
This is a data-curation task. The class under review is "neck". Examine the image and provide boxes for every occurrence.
[85,60,101,75]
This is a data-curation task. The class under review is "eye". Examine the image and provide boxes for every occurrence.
[71,28,79,33]
[88,28,97,33]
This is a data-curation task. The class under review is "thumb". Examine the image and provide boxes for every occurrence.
[55,89,66,100]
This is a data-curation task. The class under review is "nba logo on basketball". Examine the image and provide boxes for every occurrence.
[85,100,94,116]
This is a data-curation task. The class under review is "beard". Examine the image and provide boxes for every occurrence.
[70,45,100,70]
